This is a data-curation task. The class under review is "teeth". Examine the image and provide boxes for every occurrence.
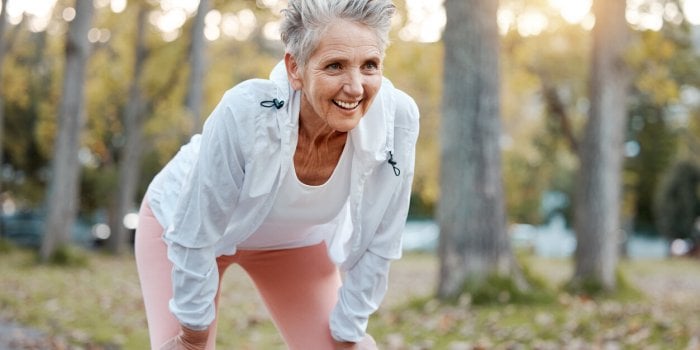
[334,100,360,109]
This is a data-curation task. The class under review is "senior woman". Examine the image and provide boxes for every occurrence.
[134,0,419,349]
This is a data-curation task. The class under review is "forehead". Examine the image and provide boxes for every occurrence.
[310,20,383,61]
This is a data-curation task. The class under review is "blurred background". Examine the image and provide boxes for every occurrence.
[1,0,698,259]
[1,0,700,349]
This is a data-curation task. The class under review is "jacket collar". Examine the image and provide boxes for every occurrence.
[269,61,395,166]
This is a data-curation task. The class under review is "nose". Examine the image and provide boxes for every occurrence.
[343,69,363,97]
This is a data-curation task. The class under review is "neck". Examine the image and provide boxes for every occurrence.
[297,114,347,154]
[298,94,345,144]
[294,104,348,186]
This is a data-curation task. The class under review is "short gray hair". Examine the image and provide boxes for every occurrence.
[280,0,396,70]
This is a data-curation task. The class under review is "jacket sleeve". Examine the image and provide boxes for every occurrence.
[330,90,420,342]
[163,91,247,330]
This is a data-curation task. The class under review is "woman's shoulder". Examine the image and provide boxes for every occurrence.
[210,77,285,136]
[220,78,280,112]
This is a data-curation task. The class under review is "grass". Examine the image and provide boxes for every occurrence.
[1,248,699,349]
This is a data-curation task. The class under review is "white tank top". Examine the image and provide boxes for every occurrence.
[238,138,353,250]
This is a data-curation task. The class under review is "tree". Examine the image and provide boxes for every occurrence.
[571,0,630,291]
[0,0,8,236]
[437,0,523,299]
[40,0,95,261]
[106,4,149,254]
[185,0,209,135]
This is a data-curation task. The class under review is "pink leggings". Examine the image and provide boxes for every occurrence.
[134,199,342,349]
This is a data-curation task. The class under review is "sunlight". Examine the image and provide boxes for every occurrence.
[62,7,76,22]
[160,0,199,13]
[2,0,697,41]
[549,0,592,24]
[6,0,55,31]
[219,10,257,41]
[150,8,187,34]
[204,10,222,41]
[627,0,665,31]
[517,10,549,37]
[263,20,282,41]
[497,7,516,36]
[399,0,445,43]
[111,0,127,14]
[683,0,700,25]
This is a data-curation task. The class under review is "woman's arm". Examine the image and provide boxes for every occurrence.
[163,91,248,335]
[329,162,414,342]
[329,90,419,343]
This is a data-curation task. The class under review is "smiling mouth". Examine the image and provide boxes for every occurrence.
[333,99,361,110]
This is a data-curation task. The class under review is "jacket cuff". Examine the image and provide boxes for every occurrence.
[329,301,367,342]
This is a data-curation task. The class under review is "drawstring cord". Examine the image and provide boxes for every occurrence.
[388,151,400,176]
[260,98,285,109]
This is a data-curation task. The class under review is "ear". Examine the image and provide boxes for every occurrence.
[284,53,303,91]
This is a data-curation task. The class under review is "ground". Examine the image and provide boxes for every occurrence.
[0,250,699,349]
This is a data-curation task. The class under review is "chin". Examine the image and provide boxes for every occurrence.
[331,118,362,133]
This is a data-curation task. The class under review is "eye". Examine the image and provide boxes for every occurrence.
[326,62,341,70]
[363,61,380,71]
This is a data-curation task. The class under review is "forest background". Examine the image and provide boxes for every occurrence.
[1,0,700,349]
[2,0,698,251]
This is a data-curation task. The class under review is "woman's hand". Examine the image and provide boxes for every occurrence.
[159,326,209,350]
[333,334,377,350]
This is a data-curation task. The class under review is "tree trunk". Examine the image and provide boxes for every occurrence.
[106,5,148,254]
[40,0,94,262]
[437,0,521,298]
[0,0,9,237]
[185,0,208,135]
[572,0,630,291]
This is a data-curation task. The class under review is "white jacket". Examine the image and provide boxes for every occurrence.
[145,62,419,342]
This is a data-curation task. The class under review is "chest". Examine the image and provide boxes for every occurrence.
[293,133,349,186]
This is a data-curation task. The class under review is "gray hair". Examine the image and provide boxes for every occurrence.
[280,0,396,70]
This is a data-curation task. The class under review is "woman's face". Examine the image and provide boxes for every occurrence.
[286,20,383,133]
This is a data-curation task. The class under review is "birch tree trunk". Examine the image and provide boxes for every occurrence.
[107,5,148,254]
[437,0,522,298]
[572,0,630,291]
[185,0,208,135]
[40,0,94,262]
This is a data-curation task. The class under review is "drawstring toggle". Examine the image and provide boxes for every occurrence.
[260,98,285,109]
[387,151,400,176]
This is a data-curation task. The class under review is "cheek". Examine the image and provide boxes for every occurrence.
[364,85,381,102]
[366,76,382,94]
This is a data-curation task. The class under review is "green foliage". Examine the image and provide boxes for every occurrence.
[623,23,700,235]
[81,165,118,213]
[42,244,90,267]
[0,0,263,216]
[499,12,590,225]
[384,41,443,210]
[407,193,434,219]
[435,256,556,306]
[654,159,700,241]
[461,273,551,305]
[565,268,643,300]
[0,237,15,253]
[624,102,680,231]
